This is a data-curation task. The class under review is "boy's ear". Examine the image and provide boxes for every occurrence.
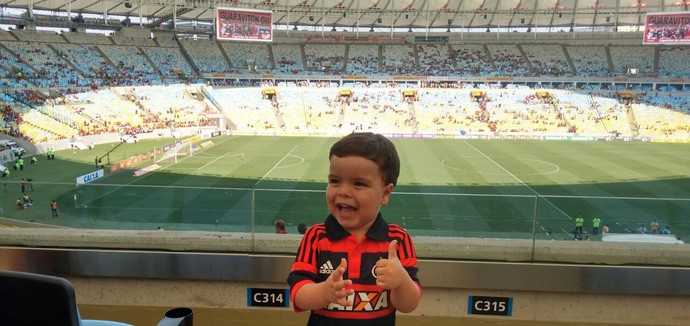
[380,183,395,205]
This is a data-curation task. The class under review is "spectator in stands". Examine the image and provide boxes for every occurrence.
[650,219,659,234]
[50,199,59,217]
[602,224,610,234]
[275,219,288,234]
[297,223,307,235]
[288,132,421,325]
[661,225,671,235]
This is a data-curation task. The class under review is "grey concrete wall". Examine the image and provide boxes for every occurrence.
[0,227,687,266]
[0,226,688,325]
[73,278,689,326]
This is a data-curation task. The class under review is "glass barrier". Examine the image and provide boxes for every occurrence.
[537,195,689,243]
[5,183,253,232]
[385,192,538,239]
[253,189,325,234]
[2,183,688,266]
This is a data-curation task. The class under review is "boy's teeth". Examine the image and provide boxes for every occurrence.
[339,204,356,213]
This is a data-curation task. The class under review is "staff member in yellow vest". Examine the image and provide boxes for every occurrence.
[592,216,602,236]
[575,215,584,235]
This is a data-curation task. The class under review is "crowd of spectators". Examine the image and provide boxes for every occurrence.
[2,30,690,85]
[0,81,687,144]
[0,29,688,144]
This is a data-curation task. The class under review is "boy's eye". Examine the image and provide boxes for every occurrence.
[354,181,367,187]
[328,178,340,184]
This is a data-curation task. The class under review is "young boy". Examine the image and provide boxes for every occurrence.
[287,132,421,326]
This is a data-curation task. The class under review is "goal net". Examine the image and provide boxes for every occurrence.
[155,142,193,164]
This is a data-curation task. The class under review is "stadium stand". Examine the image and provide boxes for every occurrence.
[486,44,531,77]
[141,46,197,80]
[609,45,655,78]
[98,44,163,85]
[381,44,417,75]
[221,42,273,73]
[567,45,610,78]
[345,44,379,75]
[304,43,345,75]
[449,43,494,77]
[270,43,303,74]
[658,46,690,78]
[179,38,231,74]
[416,43,455,76]
[521,44,572,77]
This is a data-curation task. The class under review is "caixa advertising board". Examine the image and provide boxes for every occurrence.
[76,169,104,185]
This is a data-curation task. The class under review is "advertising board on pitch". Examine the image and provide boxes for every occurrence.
[76,169,104,185]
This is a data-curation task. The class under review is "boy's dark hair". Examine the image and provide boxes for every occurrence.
[329,132,400,186]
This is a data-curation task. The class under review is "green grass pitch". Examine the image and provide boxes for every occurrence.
[2,135,689,242]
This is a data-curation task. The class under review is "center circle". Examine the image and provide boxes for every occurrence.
[441,156,560,176]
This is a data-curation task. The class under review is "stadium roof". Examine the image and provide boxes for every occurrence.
[0,0,684,30]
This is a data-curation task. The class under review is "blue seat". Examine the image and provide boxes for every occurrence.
[0,269,134,326]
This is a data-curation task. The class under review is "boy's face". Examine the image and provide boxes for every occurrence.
[327,155,394,237]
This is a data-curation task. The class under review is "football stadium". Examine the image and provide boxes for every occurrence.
[0,0,689,325]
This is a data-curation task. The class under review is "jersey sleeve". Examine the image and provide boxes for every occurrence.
[388,224,420,286]
[287,224,324,311]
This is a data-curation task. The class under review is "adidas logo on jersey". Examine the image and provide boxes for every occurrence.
[319,260,335,274]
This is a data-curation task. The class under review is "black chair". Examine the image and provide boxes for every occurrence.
[0,269,133,326]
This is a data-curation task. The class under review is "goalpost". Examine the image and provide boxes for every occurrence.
[154,142,193,164]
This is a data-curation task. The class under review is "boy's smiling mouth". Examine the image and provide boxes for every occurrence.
[337,203,358,215]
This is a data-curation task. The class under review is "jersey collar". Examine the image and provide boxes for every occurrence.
[325,213,389,242]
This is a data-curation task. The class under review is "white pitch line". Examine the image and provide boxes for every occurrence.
[255,145,298,187]
[198,151,235,170]
[462,141,538,194]
[78,136,236,207]
[462,141,573,220]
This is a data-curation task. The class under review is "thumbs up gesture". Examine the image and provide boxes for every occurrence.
[375,240,407,290]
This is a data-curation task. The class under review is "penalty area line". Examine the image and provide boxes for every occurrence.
[255,145,298,187]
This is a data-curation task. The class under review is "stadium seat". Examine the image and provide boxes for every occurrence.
[0,269,133,326]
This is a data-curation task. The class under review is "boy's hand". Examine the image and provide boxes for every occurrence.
[375,240,408,290]
[325,258,354,306]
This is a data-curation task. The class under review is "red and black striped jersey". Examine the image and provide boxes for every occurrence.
[288,213,420,326]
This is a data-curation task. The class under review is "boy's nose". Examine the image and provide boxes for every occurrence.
[336,184,352,196]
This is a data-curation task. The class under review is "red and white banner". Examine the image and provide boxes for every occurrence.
[217,7,272,42]
[133,164,161,177]
[643,12,690,44]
